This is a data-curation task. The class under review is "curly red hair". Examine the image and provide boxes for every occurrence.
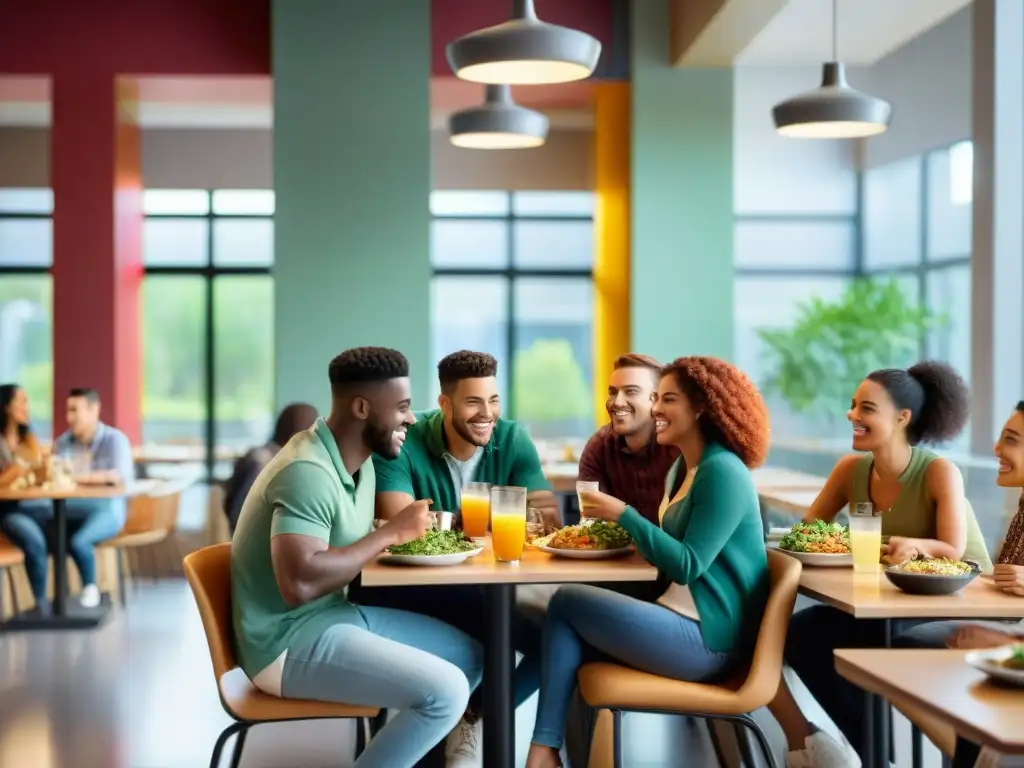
[661,356,771,468]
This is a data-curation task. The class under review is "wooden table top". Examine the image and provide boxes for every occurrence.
[797,566,1024,619]
[361,538,658,588]
[835,649,1024,754]
[0,484,134,501]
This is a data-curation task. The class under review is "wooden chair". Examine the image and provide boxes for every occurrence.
[0,536,24,623]
[182,543,380,768]
[577,549,802,768]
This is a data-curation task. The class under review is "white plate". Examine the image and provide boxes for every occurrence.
[778,549,853,567]
[380,546,483,567]
[966,646,1024,687]
[534,544,635,560]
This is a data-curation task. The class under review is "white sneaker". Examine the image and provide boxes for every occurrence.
[79,584,101,609]
[786,730,861,768]
[445,717,481,767]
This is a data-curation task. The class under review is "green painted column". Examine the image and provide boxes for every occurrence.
[273,0,432,412]
[630,0,734,362]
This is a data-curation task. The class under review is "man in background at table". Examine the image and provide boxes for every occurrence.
[577,353,679,525]
[357,350,560,767]
[53,387,135,609]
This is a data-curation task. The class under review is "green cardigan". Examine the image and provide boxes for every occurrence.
[617,443,769,653]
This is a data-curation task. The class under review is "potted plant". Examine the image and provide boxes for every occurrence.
[756,277,946,426]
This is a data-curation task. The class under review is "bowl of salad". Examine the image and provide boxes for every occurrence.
[382,529,483,566]
[775,521,853,567]
[884,555,980,595]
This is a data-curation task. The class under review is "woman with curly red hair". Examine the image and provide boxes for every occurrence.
[525,357,774,768]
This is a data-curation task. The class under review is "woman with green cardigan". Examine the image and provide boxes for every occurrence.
[526,356,778,768]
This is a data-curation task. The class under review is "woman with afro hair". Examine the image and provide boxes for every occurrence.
[770,361,991,768]
[525,356,774,768]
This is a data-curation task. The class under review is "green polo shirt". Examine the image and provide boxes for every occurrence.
[373,409,550,512]
[231,418,374,677]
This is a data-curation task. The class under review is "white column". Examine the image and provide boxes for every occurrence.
[970,0,1024,453]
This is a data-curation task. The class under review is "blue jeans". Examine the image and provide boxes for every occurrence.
[532,585,740,750]
[0,498,124,600]
[281,604,483,767]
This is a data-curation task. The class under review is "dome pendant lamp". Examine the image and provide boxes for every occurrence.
[446,0,602,85]
[448,85,549,150]
[772,0,891,139]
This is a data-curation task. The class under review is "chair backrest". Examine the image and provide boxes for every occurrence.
[735,549,802,705]
[182,542,237,681]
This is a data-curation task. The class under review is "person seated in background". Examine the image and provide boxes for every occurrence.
[52,387,136,608]
[0,383,49,609]
[892,400,1024,768]
[357,350,559,765]
[231,347,482,768]
[223,402,319,533]
[526,356,772,768]
[770,361,990,767]
[577,353,680,525]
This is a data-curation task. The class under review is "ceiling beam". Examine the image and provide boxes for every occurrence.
[670,0,789,67]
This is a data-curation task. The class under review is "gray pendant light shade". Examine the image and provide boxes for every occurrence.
[773,62,891,139]
[449,85,549,150]
[446,0,602,85]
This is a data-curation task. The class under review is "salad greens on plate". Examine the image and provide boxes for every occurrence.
[777,520,851,555]
[387,529,478,557]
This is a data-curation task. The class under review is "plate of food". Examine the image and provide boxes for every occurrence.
[966,643,1024,687]
[776,521,853,566]
[381,529,483,566]
[532,520,634,559]
[884,555,980,595]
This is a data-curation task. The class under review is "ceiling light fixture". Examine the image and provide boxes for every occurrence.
[772,0,891,139]
[446,0,602,85]
[448,85,549,150]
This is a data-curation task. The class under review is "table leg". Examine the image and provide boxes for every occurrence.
[483,583,515,768]
[863,688,876,768]
[52,497,68,616]
[875,619,891,768]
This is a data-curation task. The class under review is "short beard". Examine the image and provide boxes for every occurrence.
[453,416,490,448]
[363,419,397,459]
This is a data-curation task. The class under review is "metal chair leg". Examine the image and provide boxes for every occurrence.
[912,724,923,768]
[117,549,127,608]
[8,568,18,615]
[355,717,367,758]
[705,719,730,767]
[209,722,246,768]
[612,710,623,768]
[369,708,387,737]
[228,726,247,768]
[738,715,779,768]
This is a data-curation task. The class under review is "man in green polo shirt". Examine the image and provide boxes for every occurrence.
[352,350,561,765]
[230,347,483,767]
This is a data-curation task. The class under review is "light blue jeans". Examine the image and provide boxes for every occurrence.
[0,498,124,600]
[281,604,484,767]
[532,585,740,750]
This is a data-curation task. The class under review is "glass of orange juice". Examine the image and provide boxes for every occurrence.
[461,481,491,539]
[490,485,527,563]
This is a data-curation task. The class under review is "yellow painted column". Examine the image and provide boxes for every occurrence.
[592,82,631,426]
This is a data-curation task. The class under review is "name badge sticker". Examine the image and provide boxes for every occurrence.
[852,502,875,518]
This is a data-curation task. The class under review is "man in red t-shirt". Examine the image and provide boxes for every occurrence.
[577,353,680,524]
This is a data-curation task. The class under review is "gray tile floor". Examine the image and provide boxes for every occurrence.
[0,583,943,768]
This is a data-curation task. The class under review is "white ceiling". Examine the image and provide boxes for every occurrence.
[736,0,972,65]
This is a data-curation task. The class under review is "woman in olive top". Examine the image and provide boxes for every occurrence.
[774,361,990,767]
[525,356,772,768]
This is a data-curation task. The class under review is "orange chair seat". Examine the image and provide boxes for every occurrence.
[101,529,168,548]
[0,540,24,568]
[578,662,755,717]
[219,667,379,722]
[895,701,956,757]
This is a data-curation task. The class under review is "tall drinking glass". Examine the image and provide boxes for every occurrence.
[461,481,491,538]
[490,485,527,563]
[849,502,882,573]
[576,480,599,522]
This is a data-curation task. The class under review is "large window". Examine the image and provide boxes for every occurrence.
[142,190,275,477]
[0,189,54,438]
[430,191,594,439]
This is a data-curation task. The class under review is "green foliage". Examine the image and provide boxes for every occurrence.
[756,278,945,419]
[512,339,591,423]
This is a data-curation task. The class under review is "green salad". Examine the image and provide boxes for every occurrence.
[388,529,479,556]
[777,520,851,554]
[1002,644,1024,671]
[540,520,633,551]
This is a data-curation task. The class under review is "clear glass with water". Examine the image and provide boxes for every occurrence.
[849,502,883,573]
